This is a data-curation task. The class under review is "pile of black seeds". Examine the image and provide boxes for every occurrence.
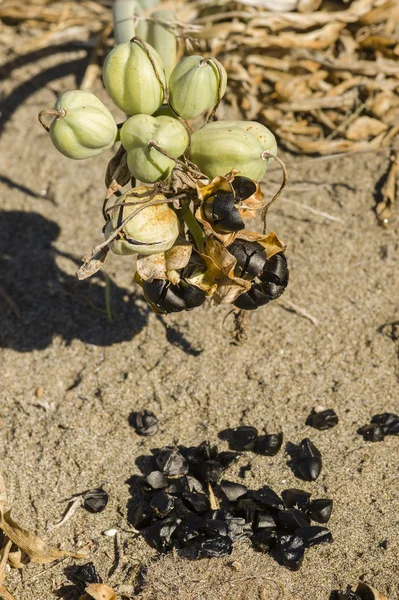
[357,412,399,442]
[130,440,332,571]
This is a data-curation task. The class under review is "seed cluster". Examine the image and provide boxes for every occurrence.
[130,439,332,571]
[357,412,399,442]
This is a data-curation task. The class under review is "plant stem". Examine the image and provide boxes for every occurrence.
[105,274,113,321]
[180,202,205,252]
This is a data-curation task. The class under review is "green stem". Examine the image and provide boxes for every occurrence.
[104,274,113,321]
[180,202,205,252]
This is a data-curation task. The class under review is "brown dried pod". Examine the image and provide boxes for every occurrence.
[355,583,388,600]
[80,583,116,600]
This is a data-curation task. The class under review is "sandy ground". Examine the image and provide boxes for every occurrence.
[1,44,399,600]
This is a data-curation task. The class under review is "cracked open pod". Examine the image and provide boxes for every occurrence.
[120,114,189,182]
[105,187,179,256]
[41,91,118,160]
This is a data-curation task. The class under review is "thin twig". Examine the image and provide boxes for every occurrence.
[46,497,83,532]
[261,152,288,234]
[280,197,344,223]
[278,299,319,326]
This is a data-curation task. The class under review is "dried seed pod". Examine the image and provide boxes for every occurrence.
[307,499,333,524]
[102,39,166,116]
[370,413,399,435]
[132,409,159,436]
[105,188,179,256]
[306,408,339,430]
[83,488,109,514]
[231,176,257,202]
[357,423,385,442]
[45,91,117,160]
[295,526,333,548]
[296,438,322,482]
[169,55,227,120]
[282,488,311,511]
[120,114,189,183]
[254,432,283,456]
[279,534,305,571]
[233,252,289,311]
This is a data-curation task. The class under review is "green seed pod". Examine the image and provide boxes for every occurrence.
[190,121,276,181]
[45,91,117,160]
[168,55,227,120]
[147,11,177,81]
[106,187,180,255]
[120,114,189,182]
[103,39,166,116]
[112,0,148,45]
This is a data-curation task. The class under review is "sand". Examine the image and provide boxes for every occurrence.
[1,44,399,600]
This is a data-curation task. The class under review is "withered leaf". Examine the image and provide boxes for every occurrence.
[81,583,116,600]
[0,509,86,564]
[0,540,12,585]
[215,277,249,304]
[346,116,387,141]
[164,238,192,271]
[77,248,109,281]
[136,253,167,283]
[7,547,26,569]
[0,471,6,509]
[0,585,17,600]
[236,231,286,259]
[105,146,131,199]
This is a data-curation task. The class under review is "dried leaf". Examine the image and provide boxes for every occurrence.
[164,238,192,271]
[7,547,26,569]
[0,585,17,600]
[215,277,249,304]
[0,472,6,509]
[136,253,167,283]
[81,583,116,600]
[0,509,86,565]
[0,540,12,586]
[236,231,286,258]
[77,247,109,281]
[105,146,131,199]
[346,116,388,140]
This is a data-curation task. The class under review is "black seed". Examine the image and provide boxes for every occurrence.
[156,447,189,477]
[296,438,322,481]
[282,488,311,511]
[236,499,258,523]
[306,408,339,430]
[258,280,286,302]
[171,497,195,520]
[198,535,233,558]
[180,282,206,310]
[142,517,179,551]
[254,512,278,531]
[149,491,175,517]
[371,413,399,435]
[83,488,108,514]
[72,562,102,585]
[261,253,289,287]
[160,284,187,313]
[220,480,248,502]
[203,190,244,233]
[132,409,159,437]
[252,486,284,510]
[217,451,240,469]
[252,529,277,553]
[145,471,168,490]
[186,475,204,493]
[233,290,258,311]
[307,499,333,524]
[278,509,311,531]
[229,426,258,451]
[202,519,228,537]
[231,176,257,202]
[228,240,266,280]
[198,460,223,484]
[330,587,362,600]
[207,507,233,522]
[182,491,211,513]
[254,432,283,456]
[357,423,385,442]
[279,534,305,571]
[173,515,203,545]
[165,476,190,496]
[141,278,167,304]
[295,526,333,548]
[227,517,252,541]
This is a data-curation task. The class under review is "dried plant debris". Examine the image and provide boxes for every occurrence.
[331,583,389,600]
[306,407,339,430]
[129,440,333,571]
[357,412,399,442]
[0,469,85,600]
[80,583,117,600]
[131,410,160,437]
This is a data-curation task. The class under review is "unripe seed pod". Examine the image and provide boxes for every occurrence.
[190,121,274,181]
[120,114,189,182]
[46,91,117,160]
[112,0,148,45]
[147,11,177,81]
[105,188,179,255]
[103,39,166,116]
[169,55,227,120]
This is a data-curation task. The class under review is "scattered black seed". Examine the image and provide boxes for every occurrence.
[254,432,283,456]
[228,426,258,451]
[306,408,339,430]
[143,517,179,551]
[236,498,258,523]
[307,499,333,524]
[145,471,168,490]
[156,447,189,477]
[220,480,248,502]
[83,488,108,514]
[132,409,159,437]
[357,423,385,442]
[182,491,211,513]
[252,529,277,553]
[186,475,204,493]
[278,509,310,531]
[282,488,311,511]
[226,517,253,541]
[202,519,228,537]
[165,477,190,496]
[130,501,152,529]
[330,587,361,600]
[217,451,240,468]
[198,460,223,483]
[370,412,399,435]
[71,562,102,585]
[279,534,305,571]
[254,512,278,531]
[296,438,322,481]
[295,526,333,548]
[378,539,388,550]
[149,491,175,517]
[173,515,203,545]
[198,535,233,558]
[252,486,284,510]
